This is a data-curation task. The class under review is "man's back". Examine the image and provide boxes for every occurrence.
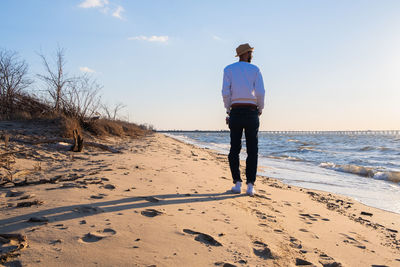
[222,61,265,113]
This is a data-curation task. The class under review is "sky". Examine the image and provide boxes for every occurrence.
[1,0,400,130]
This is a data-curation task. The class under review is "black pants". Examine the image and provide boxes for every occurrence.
[228,107,260,185]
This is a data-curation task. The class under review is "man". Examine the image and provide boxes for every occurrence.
[221,43,265,196]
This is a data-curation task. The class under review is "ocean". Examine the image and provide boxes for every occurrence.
[164,131,400,214]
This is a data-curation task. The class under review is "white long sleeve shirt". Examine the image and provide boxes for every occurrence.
[221,61,265,113]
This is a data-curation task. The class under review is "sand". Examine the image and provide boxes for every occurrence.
[1,132,400,267]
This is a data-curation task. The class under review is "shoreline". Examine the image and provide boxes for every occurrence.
[164,132,400,215]
[1,132,399,266]
[165,133,400,218]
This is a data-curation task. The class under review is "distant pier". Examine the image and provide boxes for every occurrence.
[261,130,400,135]
[159,130,400,135]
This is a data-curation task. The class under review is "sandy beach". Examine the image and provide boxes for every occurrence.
[1,131,400,267]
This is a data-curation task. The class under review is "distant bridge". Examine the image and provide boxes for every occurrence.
[160,130,400,135]
[261,130,400,135]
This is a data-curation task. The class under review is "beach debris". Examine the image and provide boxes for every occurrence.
[252,240,274,259]
[3,172,85,188]
[141,209,163,217]
[295,258,313,265]
[16,200,44,208]
[9,137,121,153]
[18,194,35,200]
[5,190,24,197]
[0,233,28,264]
[27,216,49,223]
[183,229,222,247]
[386,228,398,233]
[61,182,85,189]
[360,211,373,216]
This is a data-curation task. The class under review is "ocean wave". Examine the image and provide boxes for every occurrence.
[287,139,317,146]
[319,162,375,177]
[208,142,230,150]
[267,155,304,162]
[319,162,400,183]
[374,171,400,183]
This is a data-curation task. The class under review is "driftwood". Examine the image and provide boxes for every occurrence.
[0,150,21,158]
[4,134,9,150]
[70,129,84,152]
[9,137,121,153]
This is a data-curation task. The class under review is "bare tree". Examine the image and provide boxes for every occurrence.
[0,49,32,114]
[37,47,73,112]
[63,74,102,120]
[101,102,126,120]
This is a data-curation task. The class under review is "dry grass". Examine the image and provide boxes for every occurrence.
[82,118,150,138]
[58,116,82,138]
[0,93,152,139]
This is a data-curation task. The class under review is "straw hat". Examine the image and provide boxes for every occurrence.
[235,43,254,57]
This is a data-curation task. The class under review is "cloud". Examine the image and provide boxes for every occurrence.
[78,0,109,9]
[79,66,95,73]
[78,0,124,20]
[128,35,169,43]
[112,5,124,19]
[212,35,222,41]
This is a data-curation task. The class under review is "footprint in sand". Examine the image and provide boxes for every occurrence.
[0,234,28,261]
[341,233,367,250]
[79,228,116,243]
[252,240,274,259]
[103,184,116,190]
[295,258,313,266]
[289,237,302,249]
[73,205,103,214]
[183,229,222,247]
[214,262,237,267]
[90,193,107,199]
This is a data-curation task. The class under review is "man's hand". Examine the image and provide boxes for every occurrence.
[258,111,262,116]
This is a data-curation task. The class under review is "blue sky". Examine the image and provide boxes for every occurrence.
[1,0,399,130]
